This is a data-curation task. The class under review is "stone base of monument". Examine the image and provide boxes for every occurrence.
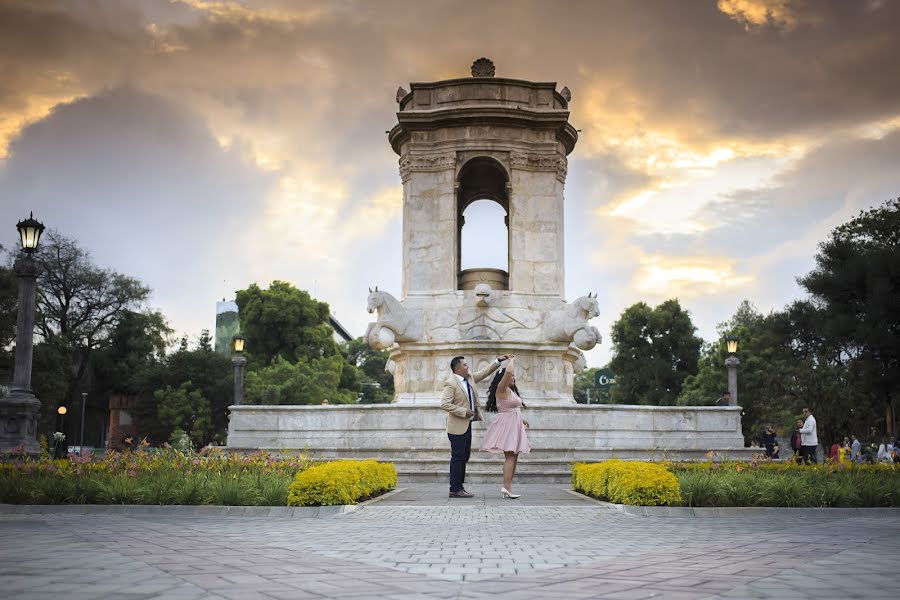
[226,404,757,482]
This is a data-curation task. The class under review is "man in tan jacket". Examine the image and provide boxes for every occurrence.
[441,354,508,497]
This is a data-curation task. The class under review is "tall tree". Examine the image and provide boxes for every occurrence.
[235,281,360,404]
[135,335,232,444]
[33,230,151,402]
[798,197,900,437]
[235,281,338,366]
[609,299,701,405]
[678,300,876,445]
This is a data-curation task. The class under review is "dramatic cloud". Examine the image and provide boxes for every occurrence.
[0,0,897,364]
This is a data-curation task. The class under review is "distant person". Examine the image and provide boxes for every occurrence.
[838,437,851,465]
[799,407,818,464]
[760,424,779,458]
[790,419,804,463]
[830,438,841,462]
[850,434,862,464]
[716,391,732,407]
[877,437,892,463]
[480,356,531,499]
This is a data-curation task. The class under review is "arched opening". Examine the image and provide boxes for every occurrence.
[456,157,509,290]
[461,200,508,270]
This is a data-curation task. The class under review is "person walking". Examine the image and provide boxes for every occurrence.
[440,354,506,498]
[799,407,818,464]
[480,356,531,499]
[850,434,862,464]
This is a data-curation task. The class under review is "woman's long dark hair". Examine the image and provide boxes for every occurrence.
[485,368,524,412]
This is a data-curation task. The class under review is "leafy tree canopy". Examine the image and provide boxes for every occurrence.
[235,281,338,366]
[609,299,701,405]
[798,197,900,429]
[244,355,356,405]
[154,382,213,448]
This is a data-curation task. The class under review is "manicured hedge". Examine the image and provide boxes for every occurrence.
[572,460,682,506]
[287,459,397,506]
[573,459,900,507]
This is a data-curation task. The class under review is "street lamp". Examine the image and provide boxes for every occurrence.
[232,335,247,406]
[55,406,67,458]
[724,335,740,407]
[79,392,87,451]
[0,213,45,454]
[726,335,739,355]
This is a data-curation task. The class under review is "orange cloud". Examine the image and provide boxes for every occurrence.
[717,0,799,30]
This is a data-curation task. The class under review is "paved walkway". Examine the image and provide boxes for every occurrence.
[2,484,899,599]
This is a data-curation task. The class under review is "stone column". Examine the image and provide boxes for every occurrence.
[725,355,740,406]
[0,254,42,454]
[232,355,247,406]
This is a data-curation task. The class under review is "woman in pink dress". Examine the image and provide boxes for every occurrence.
[480,356,531,499]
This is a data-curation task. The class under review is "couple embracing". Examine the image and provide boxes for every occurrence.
[440,354,531,499]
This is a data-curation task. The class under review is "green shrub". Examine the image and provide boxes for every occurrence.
[95,476,142,505]
[139,471,184,505]
[257,475,292,506]
[205,474,261,506]
[758,474,812,507]
[287,460,396,506]
[817,478,860,508]
[573,460,681,506]
[678,471,726,507]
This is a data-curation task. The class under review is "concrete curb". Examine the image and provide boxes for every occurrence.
[0,486,408,518]
[0,503,358,518]
[357,487,406,506]
[566,490,900,517]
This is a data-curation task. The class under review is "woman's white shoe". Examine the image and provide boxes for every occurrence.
[501,487,520,499]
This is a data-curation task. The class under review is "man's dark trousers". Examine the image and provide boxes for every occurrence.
[448,423,472,492]
[801,445,817,464]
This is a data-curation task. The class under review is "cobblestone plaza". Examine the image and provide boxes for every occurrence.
[2,484,899,600]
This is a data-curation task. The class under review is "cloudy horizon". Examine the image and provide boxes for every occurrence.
[2,0,898,366]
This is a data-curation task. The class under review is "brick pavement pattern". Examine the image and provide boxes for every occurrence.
[2,483,899,599]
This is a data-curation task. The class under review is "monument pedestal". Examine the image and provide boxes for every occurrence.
[226,404,756,481]
[389,339,582,405]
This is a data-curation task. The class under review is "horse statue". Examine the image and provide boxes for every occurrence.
[365,287,423,350]
[543,293,602,350]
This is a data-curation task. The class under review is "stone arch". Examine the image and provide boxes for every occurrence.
[456,156,510,290]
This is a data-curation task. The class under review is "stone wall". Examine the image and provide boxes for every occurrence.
[227,404,755,480]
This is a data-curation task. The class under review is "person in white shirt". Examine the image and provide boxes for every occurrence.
[799,407,818,464]
[877,438,890,463]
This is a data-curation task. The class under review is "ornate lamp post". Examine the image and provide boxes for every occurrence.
[232,335,246,406]
[725,335,739,407]
[1,213,45,454]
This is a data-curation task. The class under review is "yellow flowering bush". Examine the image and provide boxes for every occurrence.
[573,460,682,506]
[287,459,397,506]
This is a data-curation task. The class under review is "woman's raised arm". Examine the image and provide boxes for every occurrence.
[497,357,515,393]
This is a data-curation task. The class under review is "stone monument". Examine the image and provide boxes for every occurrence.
[366,58,599,404]
[226,60,753,474]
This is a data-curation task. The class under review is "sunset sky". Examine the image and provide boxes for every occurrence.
[1,0,898,366]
